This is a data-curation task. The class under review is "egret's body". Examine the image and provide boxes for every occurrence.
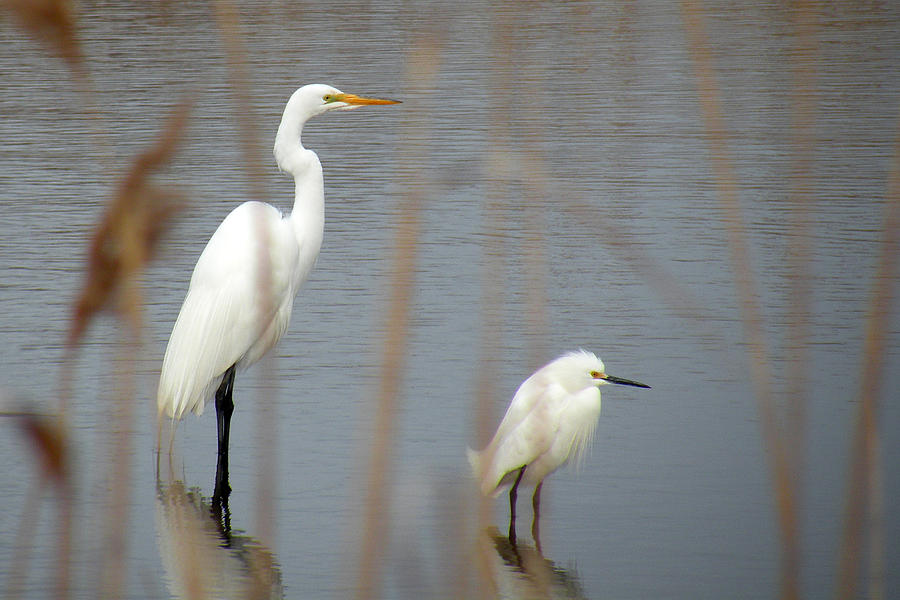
[157,84,398,502]
[158,200,310,419]
[468,350,649,544]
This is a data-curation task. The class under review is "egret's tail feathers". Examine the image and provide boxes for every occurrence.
[467,447,502,497]
[157,282,246,421]
[157,371,212,421]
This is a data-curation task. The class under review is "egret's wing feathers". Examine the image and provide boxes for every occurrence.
[158,279,272,418]
[488,371,548,445]
[469,351,612,499]
[157,202,298,419]
[477,381,568,496]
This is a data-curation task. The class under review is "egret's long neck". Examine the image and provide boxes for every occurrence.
[274,112,325,245]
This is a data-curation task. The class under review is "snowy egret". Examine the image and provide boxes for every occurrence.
[468,350,649,544]
[157,84,399,503]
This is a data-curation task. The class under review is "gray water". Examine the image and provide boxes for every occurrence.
[1,2,899,599]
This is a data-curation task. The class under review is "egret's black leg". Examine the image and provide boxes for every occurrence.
[508,466,526,545]
[213,364,236,505]
[532,481,544,553]
[211,490,233,542]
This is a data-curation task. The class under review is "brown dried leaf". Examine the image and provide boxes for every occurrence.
[68,100,191,346]
[15,411,68,486]
[3,0,83,75]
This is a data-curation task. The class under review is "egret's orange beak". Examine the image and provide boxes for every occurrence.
[333,93,401,106]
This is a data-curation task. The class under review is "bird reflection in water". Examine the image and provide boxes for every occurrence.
[482,526,589,600]
[155,461,283,599]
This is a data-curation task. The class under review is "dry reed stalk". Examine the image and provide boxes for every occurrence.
[69,100,189,600]
[6,472,42,600]
[2,0,84,79]
[784,0,819,453]
[353,33,441,600]
[68,101,190,348]
[49,97,189,598]
[522,160,550,372]
[470,9,520,598]
[559,199,719,337]
[783,2,820,593]
[14,0,119,506]
[680,2,799,598]
[210,0,277,554]
[209,0,267,201]
[469,5,558,596]
[2,0,110,163]
[99,342,138,599]
[3,410,70,600]
[509,26,552,373]
[5,3,139,596]
[472,193,510,598]
[835,114,900,600]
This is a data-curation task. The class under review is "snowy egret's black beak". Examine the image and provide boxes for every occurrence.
[598,373,651,389]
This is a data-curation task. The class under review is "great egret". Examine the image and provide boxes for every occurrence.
[157,84,399,503]
[468,350,649,545]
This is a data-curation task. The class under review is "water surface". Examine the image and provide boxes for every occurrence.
[1,2,898,598]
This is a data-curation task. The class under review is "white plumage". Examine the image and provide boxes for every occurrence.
[155,85,399,504]
[468,350,649,542]
[158,201,304,419]
[157,84,398,423]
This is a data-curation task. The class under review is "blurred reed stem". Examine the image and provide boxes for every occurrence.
[784,0,819,480]
[471,5,559,595]
[519,122,551,376]
[99,336,139,600]
[9,21,108,598]
[782,2,820,595]
[5,411,71,600]
[353,32,441,600]
[471,8,519,597]
[681,2,800,598]
[835,111,900,600]
[6,477,40,600]
[210,0,278,553]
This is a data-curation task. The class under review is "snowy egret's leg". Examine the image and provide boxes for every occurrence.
[532,481,544,552]
[508,466,526,545]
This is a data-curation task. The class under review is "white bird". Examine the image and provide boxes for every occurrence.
[157,84,399,503]
[468,350,649,545]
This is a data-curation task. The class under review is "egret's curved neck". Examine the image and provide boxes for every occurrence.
[274,109,313,179]
[274,112,325,229]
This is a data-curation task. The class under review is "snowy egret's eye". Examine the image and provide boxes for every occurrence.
[590,370,602,379]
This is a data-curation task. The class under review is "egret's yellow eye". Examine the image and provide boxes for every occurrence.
[590,370,601,378]
[323,95,332,103]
